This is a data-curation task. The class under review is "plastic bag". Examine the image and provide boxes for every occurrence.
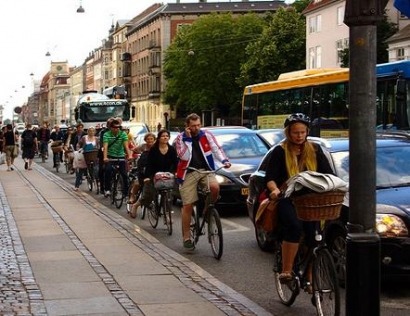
[73,149,87,169]
[153,172,175,190]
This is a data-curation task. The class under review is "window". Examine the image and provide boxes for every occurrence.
[309,15,322,33]
[397,48,405,60]
[308,46,322,69]
[337,6,344,26]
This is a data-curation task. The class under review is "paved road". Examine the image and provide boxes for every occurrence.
[44,156,410,315]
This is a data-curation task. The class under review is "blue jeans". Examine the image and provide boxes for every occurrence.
[104,160,129,194]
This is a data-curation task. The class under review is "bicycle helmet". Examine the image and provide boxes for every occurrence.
[284,113,311,128]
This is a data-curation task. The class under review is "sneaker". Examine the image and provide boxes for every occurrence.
[24,161,28,170]
[104,190,111,197]
[183,239,195,251]
[10,167,14,171]
[73,187,79,191]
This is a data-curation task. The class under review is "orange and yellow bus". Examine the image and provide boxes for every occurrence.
[242,60,410,137]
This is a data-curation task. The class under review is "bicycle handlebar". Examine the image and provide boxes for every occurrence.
[186,166,226,174]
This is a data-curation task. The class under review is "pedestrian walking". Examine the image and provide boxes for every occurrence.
[3,124,19,171]
[21,124,38,170]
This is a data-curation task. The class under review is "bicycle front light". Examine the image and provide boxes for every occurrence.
[215,174,233,184]
[376,214,408,237]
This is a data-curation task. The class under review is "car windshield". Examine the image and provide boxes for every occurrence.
[214,133,269,158]
[332,145,410,188]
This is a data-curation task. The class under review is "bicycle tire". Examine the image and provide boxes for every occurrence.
[113,174,124,209]
[207,208,223,260]
[87,173,93,192]
[148,202,159,228]
[190,207,198,245]
[55,162,60,173]
[163,192,173,236]
[272,248,299,306]
[312,248,340,316]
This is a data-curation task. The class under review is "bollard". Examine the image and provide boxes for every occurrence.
[346,232,381,316]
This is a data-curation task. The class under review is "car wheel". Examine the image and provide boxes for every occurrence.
[328,227,347,287]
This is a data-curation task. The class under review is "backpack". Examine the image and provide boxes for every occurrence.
[23,131,35,147]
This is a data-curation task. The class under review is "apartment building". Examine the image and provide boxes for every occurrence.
[27,1,285,129]
[304,0,410,69]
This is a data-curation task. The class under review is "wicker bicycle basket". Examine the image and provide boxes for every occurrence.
[292,191,345,221]
[83,150,99,164]
[51,145,63,154]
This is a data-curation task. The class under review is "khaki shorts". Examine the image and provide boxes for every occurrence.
[179,169,218,205]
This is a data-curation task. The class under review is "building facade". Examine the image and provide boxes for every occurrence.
[304,0,410,69]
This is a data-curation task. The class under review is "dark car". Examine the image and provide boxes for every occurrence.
[247,132,410,282]
[175,126,270,209]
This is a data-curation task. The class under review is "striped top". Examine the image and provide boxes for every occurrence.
[103,130,128,158]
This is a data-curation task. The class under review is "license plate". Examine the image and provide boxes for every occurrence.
[241,188,249,196]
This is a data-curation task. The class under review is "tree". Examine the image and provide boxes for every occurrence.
[163,13,266,121]
[238,7,306,86]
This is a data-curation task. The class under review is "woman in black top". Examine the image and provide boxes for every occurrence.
[265,113,334,284]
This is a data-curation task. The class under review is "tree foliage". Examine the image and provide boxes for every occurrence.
[237,7,306,87]
[163,13,266,119]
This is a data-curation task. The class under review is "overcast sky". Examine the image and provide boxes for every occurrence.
[0,0,293,121]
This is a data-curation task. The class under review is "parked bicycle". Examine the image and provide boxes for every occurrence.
[147,172,175,235]
[187,166,224,260]
[107,158,127,209]
[272,191,343,316]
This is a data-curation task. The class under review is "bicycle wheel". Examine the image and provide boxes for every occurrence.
[148,201,159,228]
[272,247,299,306]
[86,172,93,192]
[190,207,198,245]
[312,248,340,316]
[55,161,60,173]
[207,208,223,260]
[162,192,173,236]
[114,174,125,209]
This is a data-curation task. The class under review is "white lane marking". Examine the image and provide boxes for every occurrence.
[220,218,250,233]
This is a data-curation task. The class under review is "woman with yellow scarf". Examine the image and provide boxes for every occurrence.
[265,113,334,284]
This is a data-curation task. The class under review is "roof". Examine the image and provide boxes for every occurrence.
[386,24,410,43]
[127,1,286,35]
[303,0,341,15]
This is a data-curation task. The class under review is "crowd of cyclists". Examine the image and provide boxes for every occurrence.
[11,113,231,251]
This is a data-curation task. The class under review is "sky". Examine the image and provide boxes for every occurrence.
[0,0,293,121]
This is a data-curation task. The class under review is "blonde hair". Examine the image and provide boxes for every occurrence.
[283,126,317,177]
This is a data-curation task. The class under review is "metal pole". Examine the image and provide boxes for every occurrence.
[344,1,388,315]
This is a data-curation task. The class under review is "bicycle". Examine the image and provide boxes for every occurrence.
[84,150,99,194]
[187,166,224,260]
[272,192,343,316]
[51,143,63,173]
[107,158,127,209]
[147,172,174,235]
[126,167,147,219]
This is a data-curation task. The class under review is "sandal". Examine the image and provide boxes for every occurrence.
[278,272,293,284]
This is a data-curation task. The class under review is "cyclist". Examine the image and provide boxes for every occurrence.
[63,126,75,173]
[102,118,133,197]
[74,126,100,191]
[37,121,51,160]
[128,132,156,218]
[142,129,178,218]
[50,125,65,168]
[175,113,231,251]
[98,117,114,194]
[265,113,334,285]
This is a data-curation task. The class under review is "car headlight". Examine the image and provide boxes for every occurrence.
[215,174,233,184]
[375,214,408,237]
